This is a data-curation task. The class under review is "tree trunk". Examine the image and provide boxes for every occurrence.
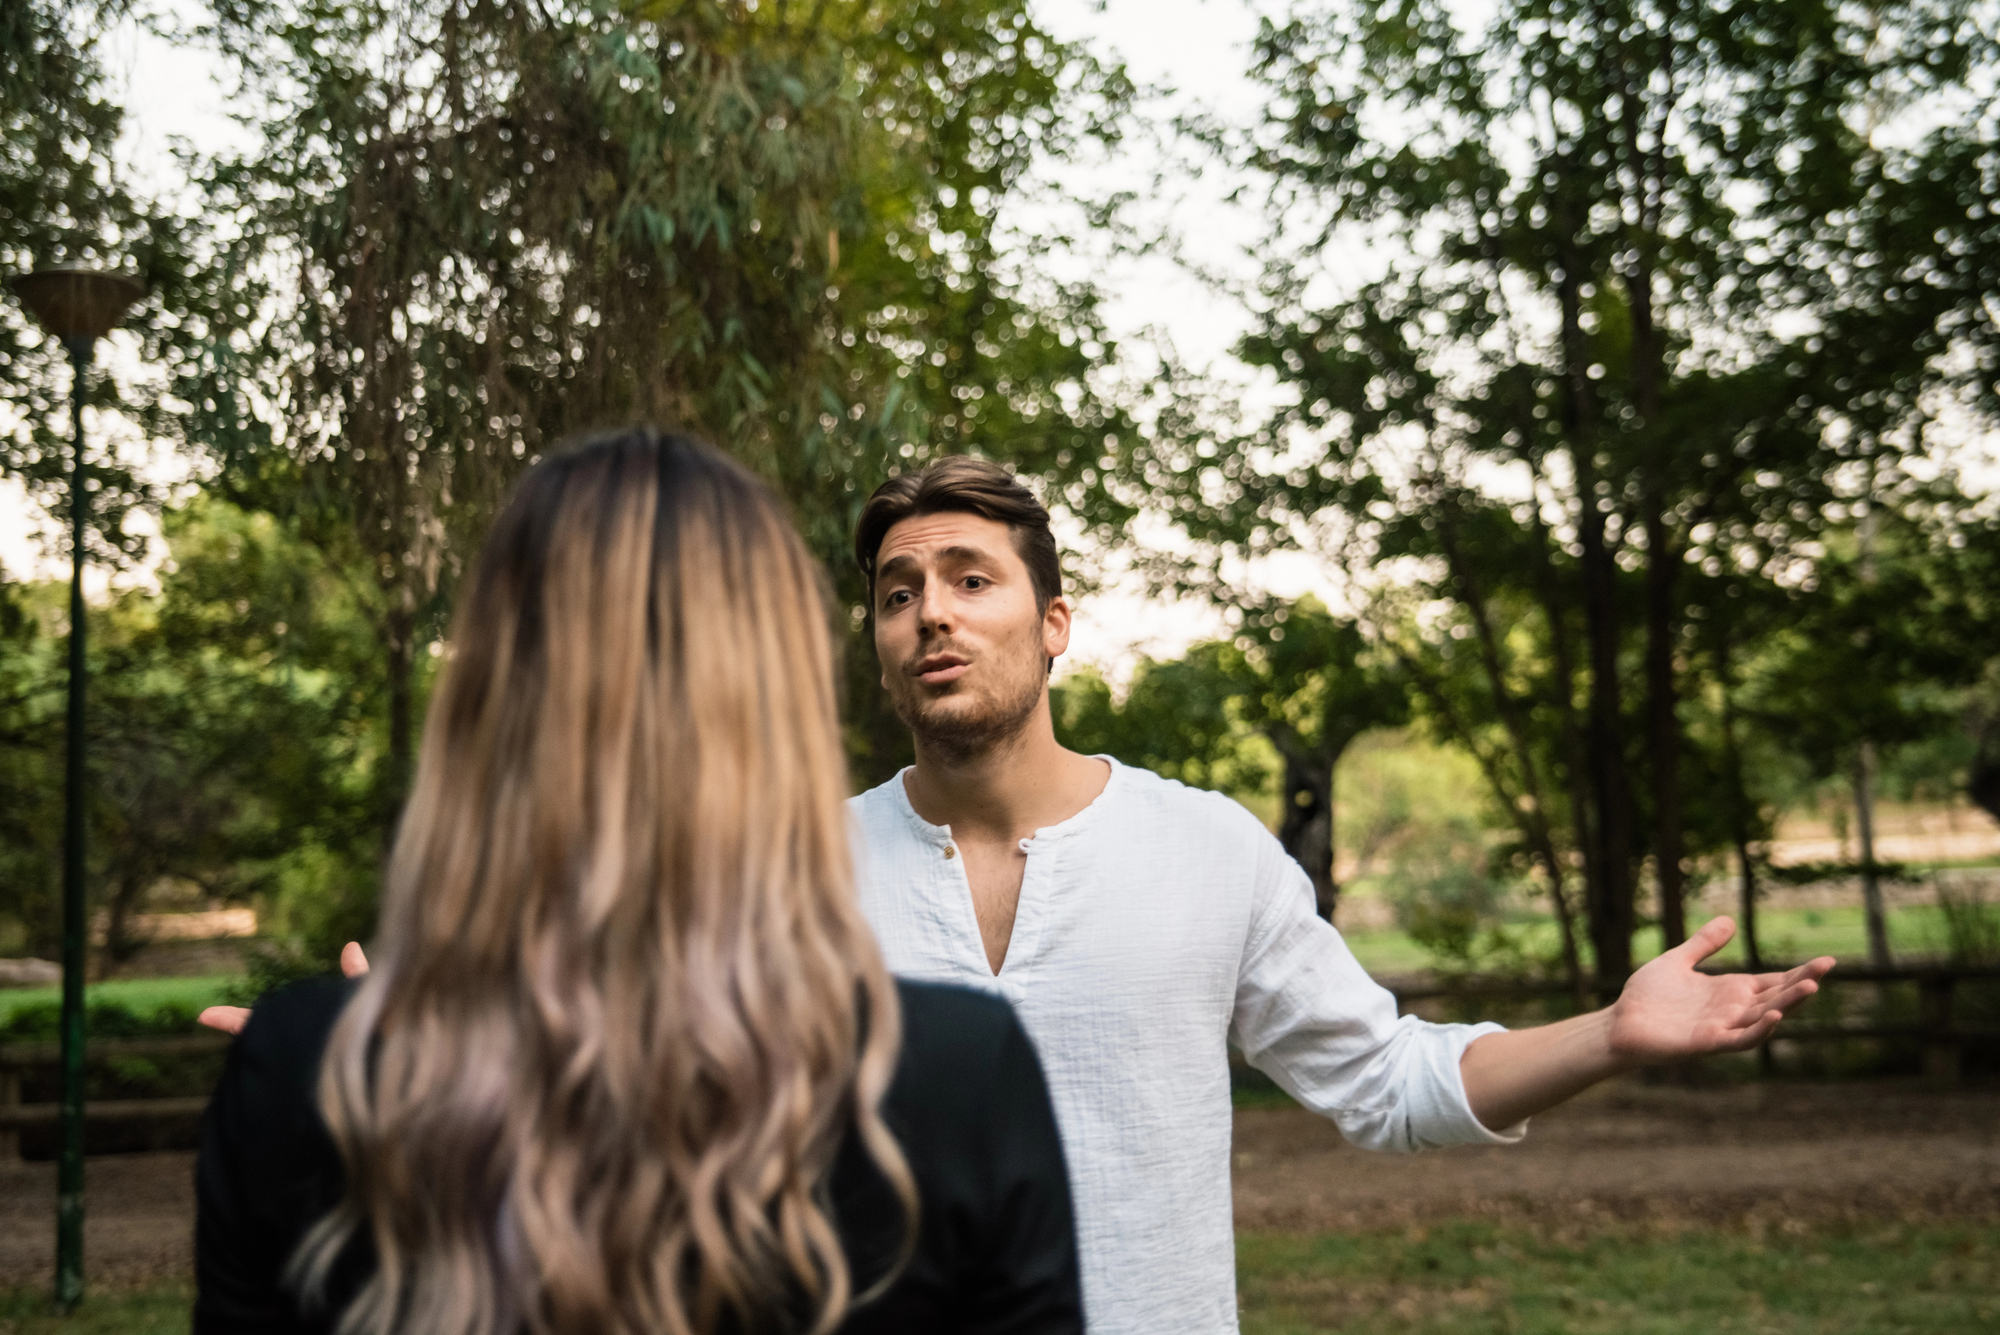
[1611,0,1685,950]
[1579,515,1638,994]
[1971,719,2000,822]
[1396,649,1588,1006]
[1718,616,1761,969]
[1644,498,1686,948]
[1734,833,1761,971]
[1521,485,1597,1002]
[1277,746,1337,921]
[1441,498,1590,1000]
[382,596,417,858]
[1555,196,1638,996]
[102,868,148,969]
[1854,744,1892,968]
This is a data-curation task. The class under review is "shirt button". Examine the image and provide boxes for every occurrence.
[943,845,957,859]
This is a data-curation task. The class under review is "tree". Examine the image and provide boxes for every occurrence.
[1055,598,1405,920]
[1054,644,1261,797]
[2,0,217,560]
[1160,0,2000,986]
[0,499,382,963]
[1228,600,1407,919]
[176,0,1142,859]
[1740,499,1996,964]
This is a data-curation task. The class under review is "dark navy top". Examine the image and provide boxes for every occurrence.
[194,977,1082,1334]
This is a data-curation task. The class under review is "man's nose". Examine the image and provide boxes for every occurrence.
[916,581,954,633]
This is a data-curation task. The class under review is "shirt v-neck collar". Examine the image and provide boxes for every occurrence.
[890,755,1126,849]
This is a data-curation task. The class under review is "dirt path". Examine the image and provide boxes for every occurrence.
[0,1152,204,1290]
[4,1079,1997,1289]
[1234,1078,2000,1233]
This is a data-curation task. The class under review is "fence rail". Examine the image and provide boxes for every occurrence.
[1387,962,2000,1084]
[0,1096,211,1133]
[0,1032,229,1158]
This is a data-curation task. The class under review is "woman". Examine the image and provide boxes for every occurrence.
[194,430,1082,1334]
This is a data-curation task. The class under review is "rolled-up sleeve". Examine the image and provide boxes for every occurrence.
[1227,836,1526,1151]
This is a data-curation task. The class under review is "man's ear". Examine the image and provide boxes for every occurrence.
[1043,594,1073,663]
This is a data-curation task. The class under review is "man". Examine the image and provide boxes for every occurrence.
[206,456,1833,1334]
[842,457,1829,1331]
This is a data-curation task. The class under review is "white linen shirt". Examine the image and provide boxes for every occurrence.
[850,759,1524,1335]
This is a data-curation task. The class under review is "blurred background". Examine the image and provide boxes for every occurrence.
[2,0,1998,1330]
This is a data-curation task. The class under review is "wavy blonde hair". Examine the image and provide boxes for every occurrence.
[301,430,913,1335]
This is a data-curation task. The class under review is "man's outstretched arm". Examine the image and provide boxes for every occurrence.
[1459,916,1834,1131]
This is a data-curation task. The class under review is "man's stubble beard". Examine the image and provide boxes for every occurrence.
[888,641,1047,767]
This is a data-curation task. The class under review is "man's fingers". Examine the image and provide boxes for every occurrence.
[1748,977,1820,1018]
[1748,960,1836,1008]
[1677,916,1736,964]
[340,941,371,978]
[198,1005,250,1036]
[1764,957,1836,987]
[1720,1010,1784,1053]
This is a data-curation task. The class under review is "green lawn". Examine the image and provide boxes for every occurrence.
[0,975,237,1027]
[9,1222,1993,1334]
[1239,1221,2000,1334]
[0,1285,191,1335]
[1340,902,1981,978]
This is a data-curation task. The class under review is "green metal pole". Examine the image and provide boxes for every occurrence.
[56,335,92,1313]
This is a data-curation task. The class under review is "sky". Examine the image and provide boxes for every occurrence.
[2,0,1291,673]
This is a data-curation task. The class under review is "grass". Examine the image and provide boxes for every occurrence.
[1339,902,1985,978]
[0,1285,190,1335]
[0,975,237,1027]
[10,1222,1993,1334]
[1238,1220,2000,1334]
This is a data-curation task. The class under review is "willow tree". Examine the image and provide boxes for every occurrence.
[1169,0,1998,984]
[180,0,1137,840]
[1,0,206,560]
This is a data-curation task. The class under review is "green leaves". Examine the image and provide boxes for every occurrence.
[1169,0,2000,973]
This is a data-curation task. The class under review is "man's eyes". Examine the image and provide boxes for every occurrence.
[880,575,990,608]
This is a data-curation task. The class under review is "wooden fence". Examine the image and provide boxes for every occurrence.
[0,1033,226,1159]
[1388,963,2000,1084]
[2,964,1996,1158]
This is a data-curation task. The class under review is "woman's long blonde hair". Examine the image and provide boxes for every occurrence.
[302,430,913,1335]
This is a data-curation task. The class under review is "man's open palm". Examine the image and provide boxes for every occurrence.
[1608,917,1834,1061]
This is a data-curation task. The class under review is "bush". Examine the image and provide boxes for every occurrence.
[0,997,203,1042]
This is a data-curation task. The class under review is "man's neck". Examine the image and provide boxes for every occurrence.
[903,703,1110,844]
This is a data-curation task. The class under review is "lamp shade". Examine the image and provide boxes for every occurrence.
[11,267,146,342]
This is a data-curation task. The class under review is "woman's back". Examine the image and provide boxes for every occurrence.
[195,977,1081,1334]
[191,432,1081,1334]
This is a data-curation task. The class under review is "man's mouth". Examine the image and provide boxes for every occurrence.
[912,653,971,685]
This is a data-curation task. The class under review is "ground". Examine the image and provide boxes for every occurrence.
[2,1078,1995,1332]
[1232,1078,2000,1234]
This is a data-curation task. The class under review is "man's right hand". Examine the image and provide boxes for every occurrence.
[198,941,371,1036]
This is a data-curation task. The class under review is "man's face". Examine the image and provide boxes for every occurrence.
[872,511,1069,760]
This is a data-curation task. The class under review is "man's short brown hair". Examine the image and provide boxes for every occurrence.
[855,457,1062,612]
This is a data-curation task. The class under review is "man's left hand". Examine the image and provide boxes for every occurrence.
[1460,916,1835,1131]
[1608,916,1834,1062]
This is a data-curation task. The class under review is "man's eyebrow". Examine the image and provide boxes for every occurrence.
[875,544,1002,580]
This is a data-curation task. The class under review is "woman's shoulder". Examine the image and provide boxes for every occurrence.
[883,979,1042,1125]
[230,976,352,1081]
[891,978,1026,1058]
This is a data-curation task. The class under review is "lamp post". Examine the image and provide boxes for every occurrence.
[8,266,146,1313]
